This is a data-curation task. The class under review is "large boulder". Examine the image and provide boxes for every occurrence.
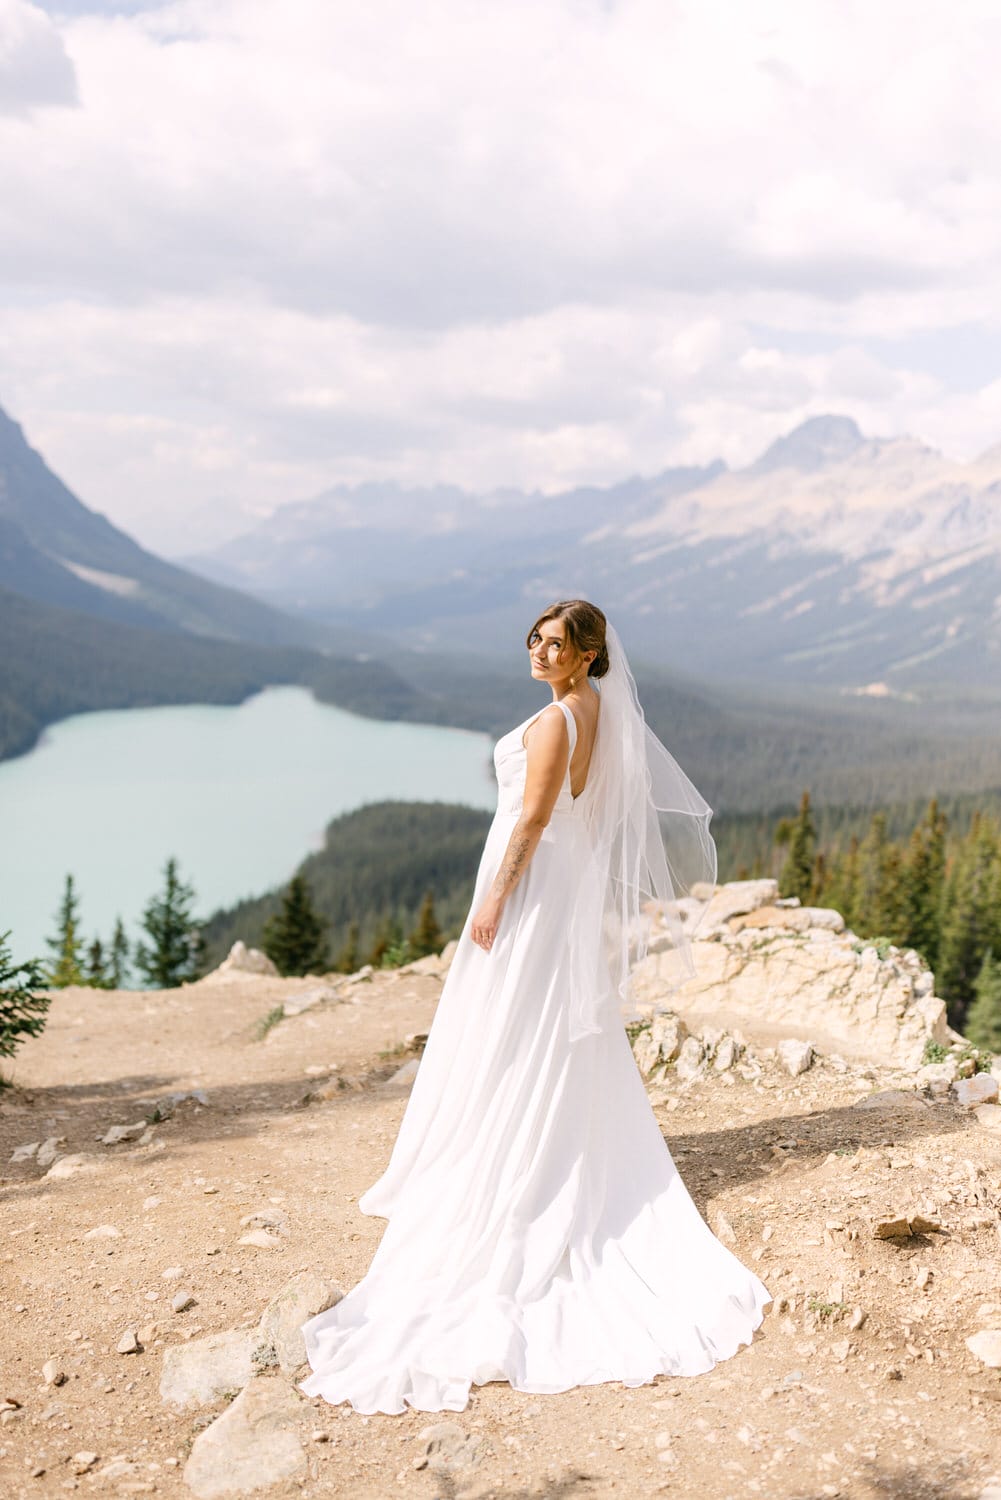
[630,885,952,1069]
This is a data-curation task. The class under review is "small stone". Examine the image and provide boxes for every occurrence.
[117,1329,140,1354]
[161,1266,184,1280]
[183,1376,306,1496]
[830,1339,851,1362]
[83,1224,120,1241]
[849,1307,867,1332]
[36,1136,66,1168]
[713,1211,737,1245]
[70,1452,98,1475]
[172,1291,196,1313]
[874,1217,912,1240]
[380,1058,420,1090]
[714,1037,739,1072]
[42,1359,67,1386]
[857,1090,927,1111]
[44,1153,101,1180]
[237,1230,282,1250]
[674,1035,705,1084]
[966,1330,1001,1369]
[101,1121,148,1146]
[11,1141,40,1162]
[917,1060,957,1094]
[778,1039,814,1077]
[953,1075,999,1109]
[974,1104,1001,1131]
[310,1430,330,1443]
[159,1329,257,1408]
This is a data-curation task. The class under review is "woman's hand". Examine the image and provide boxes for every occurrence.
[471,894,505,952]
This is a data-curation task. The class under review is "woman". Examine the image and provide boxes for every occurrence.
[299,600,770,1415]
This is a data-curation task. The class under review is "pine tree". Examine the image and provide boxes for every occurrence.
[333,920,360,975]
[903,799,947,967]
[45,874,86,988]
[777,793,816,903]
[408,891,442,958]
[965,949,1001,1052]
[369,914,407,968]
[854,812,907,940]
[134,857,206,989]
[937,817,1001,1029]
[108,917,130,990]
[0,929,51,1060]
[367,916,392,969]
[261,875,330,977]
[825,835,861,931]
[85,937,109,989]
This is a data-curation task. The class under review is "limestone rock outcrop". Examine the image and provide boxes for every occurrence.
[632,882,955,1069]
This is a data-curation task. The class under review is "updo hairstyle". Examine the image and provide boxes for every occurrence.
[525,599,610,680]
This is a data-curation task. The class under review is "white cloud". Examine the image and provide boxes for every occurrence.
[0,0,77,113]
[2,0,1001,545]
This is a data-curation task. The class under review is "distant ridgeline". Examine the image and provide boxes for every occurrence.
[5,398,1001,815]
[0,586,528,763]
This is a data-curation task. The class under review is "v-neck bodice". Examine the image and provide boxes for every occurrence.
[493,699,580,819]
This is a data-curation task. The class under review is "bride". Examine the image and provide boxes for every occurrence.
[299,599,771,1415]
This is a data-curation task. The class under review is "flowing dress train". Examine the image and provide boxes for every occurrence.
[298,697,771,1415]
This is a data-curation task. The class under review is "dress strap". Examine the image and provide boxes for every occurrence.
[556,699,578,756]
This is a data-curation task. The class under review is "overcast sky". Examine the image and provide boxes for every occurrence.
[2,0,1001,554]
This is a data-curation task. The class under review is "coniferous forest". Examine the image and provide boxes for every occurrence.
[11,783,1001,1053]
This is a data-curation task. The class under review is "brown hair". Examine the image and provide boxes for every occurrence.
[525,599,610,679]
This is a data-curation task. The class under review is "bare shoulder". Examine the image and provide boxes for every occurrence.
[522,704,569,754]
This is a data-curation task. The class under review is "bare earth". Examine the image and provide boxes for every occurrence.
[2,964,1000,1500]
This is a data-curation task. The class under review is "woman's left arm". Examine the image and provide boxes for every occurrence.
[470,707,569,952]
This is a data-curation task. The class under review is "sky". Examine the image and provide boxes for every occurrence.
[2,0,1001,555]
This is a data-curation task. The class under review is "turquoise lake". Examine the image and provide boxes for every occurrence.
[0,686,498,968]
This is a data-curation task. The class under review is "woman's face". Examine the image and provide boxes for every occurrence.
[528,619,592,686]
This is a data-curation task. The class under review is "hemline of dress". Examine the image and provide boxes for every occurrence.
[296,1283,772,1417]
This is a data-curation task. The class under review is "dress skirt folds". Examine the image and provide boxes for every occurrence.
[298,699,771,1415]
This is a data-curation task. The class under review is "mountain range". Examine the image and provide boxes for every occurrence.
[3,398,1001,813]
[177,415,1001,690]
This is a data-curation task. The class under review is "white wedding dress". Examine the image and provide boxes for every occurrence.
[298,697,771,1415]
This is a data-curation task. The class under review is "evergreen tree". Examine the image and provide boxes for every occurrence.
[134,857,206,989]
[45,874,86,988]
[108,916,130,989]
[85,936,109,989]
[937,817,1001,1028]
[367,915,392,968]
[369,914,407,968]
[825,835,861,931]
[854,812,907,939]
[965,949,1001,1053]
[903,799,947,966]
[778,792,817,903]
[333,920,360,975]
[408,891,442,958]
[0,929,51,1060]
[261,874,330,977]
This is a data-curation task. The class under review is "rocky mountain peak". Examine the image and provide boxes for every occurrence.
[751,414,867,475]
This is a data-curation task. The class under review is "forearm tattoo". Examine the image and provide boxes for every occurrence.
[492,830,534,898]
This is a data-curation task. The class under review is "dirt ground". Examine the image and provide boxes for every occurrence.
[2,964,1000,1500]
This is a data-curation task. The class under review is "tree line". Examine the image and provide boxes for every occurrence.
[768,793,1001,1046]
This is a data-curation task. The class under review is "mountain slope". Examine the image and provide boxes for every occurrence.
[181,415,1001,690]
[0,404,344,650]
